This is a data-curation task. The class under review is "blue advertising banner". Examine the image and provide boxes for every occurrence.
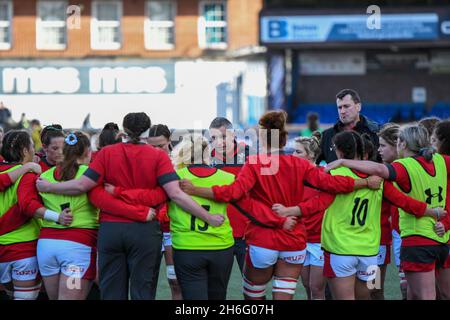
[0,60,175,94]
[261,13,440,44]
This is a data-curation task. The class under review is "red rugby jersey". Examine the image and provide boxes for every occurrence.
[90,150,99,163]
[391,206,400,234]
[84,143,177,223]
[38,156,54,173]
[212,152,356,251]
[0,164,44,262]
[298,186,326,244]
[157,202,170,233]
[380,201,393,246]
[211,142,250,238]
[112,165,287,233]
[0,171,12,191]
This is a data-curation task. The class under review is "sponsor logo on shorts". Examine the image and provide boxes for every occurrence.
[357,269,376,277]
[284,254,306,262]
[14,269,37,276]
[64,265,85,274]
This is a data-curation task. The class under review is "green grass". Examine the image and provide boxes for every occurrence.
[155,251,403,300]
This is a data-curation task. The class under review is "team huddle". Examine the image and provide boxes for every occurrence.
[0,88,449,300]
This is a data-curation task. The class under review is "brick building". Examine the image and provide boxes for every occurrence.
[0,0,267,129]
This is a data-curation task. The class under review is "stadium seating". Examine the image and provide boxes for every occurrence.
[429,102,450,119]
[291,102,447,125]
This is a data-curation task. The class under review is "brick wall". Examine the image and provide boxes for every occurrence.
[0,0,262,58]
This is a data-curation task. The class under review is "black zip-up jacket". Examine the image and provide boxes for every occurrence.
[316,115,381,164]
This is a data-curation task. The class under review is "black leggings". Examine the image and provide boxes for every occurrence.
[173,246,234,300]
[97,221,162,300]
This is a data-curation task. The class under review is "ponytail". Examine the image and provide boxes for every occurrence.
[333,131,365,160]
[60,157,80,182]
[59,132,91,181]
[399,124,433,162]
[419,147,435,162]
[123,113,151,145]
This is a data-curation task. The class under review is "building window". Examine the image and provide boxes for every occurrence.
[36,1,67,50]
[0,0,12,50]
[198,1,227,49]
[91,0,122,50]
[145,1,176,50]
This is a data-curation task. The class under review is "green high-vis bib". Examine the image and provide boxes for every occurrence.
[169,167,234,250]
[394,154,448,244]
[0,165,41,245]
[39,165,99,229]
[321,167,383,256]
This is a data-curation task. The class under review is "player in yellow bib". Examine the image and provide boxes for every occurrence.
[37,132,99,300]
[280,131,443,300]
[102,134,235,299]
[0,162,42,191]
[167,135,235,299]
[0,130,72,300]
[326,124,450,300]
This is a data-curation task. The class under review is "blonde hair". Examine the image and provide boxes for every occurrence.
[294,131,322,161]
[171,134,211,169]
[378,123,400,147]
[399,123,434,161]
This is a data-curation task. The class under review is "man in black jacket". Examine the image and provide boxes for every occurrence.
[317,89,380,164]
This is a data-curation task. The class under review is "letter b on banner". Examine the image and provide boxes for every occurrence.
[268,20,288,39]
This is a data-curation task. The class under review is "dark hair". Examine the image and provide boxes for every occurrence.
[59,132,91,181]
[336,89,361,104]
[419,116,441,138]
[306,112,319,122]
[306,112,320,131]
[361,133,376,161]
[30,119,41,126]
[434,120,450,156]
[378,123,400,147]
[209,117,233,130]
[333,131,365,160]
[149,124,171,140]
[98,122,121,149]
[1,130,32,162]
[41,124,64,146]
[259,111,288,148]
[103,122,119,131]
[122,113,151,144]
